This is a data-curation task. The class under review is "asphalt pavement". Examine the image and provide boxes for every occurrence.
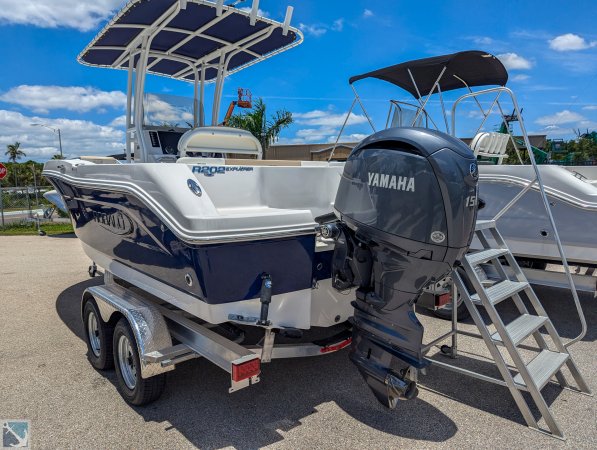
[0,235,595,449]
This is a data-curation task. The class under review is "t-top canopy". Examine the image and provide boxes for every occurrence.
[78,0,302,82]
[349,51,508,98]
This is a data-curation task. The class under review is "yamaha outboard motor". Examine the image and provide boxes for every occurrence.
[321,127,478,408]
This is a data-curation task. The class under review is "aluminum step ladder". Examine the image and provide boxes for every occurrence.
[451,219,592,439]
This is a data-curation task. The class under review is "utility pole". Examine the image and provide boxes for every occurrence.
[31,123,63,158]
[57,128,63,158]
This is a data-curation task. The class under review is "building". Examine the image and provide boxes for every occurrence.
[266,142,358,161]
[268,135,547,161]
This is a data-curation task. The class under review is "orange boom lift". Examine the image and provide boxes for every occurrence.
[222,88,252,125]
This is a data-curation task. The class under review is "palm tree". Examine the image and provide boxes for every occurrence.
[5,142,26,187]
[5,142,25,163]
[226,98,293,157]
[51,154,64,160]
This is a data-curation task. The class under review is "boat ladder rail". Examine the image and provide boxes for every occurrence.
[425,221,592,440]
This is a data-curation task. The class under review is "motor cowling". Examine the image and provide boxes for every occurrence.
[330,127,478,408]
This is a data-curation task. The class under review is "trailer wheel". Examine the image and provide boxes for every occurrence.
[113,318,166,406]
[83,299,114,370]
[433,268,471,321]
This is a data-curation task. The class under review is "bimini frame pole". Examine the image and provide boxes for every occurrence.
[409,66,447,126]
[405,68,441,130]
[436,84,450,134]
[328,97,357,162]
[351,85,376,132]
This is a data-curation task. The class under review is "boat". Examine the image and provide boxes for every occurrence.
[340,51,597,268]
[42,1,479,407]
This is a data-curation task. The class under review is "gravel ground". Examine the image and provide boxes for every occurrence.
[0,235,595,449]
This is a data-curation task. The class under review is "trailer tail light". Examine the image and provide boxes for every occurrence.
[436,293,451,307]
[232,357,260,382]
[320,337,352,354]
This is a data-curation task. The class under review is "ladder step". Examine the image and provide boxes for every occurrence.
[491,314,548,346]
[475,220,495,231]
[471,280,528,305]
[513,350,569,390]
[466,248,509,266]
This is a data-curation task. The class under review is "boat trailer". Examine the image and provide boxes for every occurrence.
[83,271,353,399]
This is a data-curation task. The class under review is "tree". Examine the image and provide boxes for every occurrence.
[51,154,64,160]
[5,142,26,186]
[226,98,293,157]
[5,141,25,163]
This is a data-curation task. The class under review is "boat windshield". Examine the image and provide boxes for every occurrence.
[143,93,194,128]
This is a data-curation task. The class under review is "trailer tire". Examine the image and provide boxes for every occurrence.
[113,318,166,406]
[433,268,471,321]
[83,299,114,370]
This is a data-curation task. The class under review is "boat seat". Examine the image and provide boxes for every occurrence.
[178,126,263,159]
[470,132,510,164]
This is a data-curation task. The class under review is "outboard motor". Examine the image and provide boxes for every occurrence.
[322,127,478,408]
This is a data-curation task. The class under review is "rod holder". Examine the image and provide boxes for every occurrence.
[249,0,259,26]
[216,0,224,16]
[282,6,293,35]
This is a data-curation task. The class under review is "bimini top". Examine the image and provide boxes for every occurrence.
[78,0,302,82]
[349,50,508,98]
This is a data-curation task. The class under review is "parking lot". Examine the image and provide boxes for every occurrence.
[0,234,595,449]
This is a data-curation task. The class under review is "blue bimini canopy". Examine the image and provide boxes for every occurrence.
[78,0,302,82]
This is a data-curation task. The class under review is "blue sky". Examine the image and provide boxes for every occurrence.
[0,0,596,161]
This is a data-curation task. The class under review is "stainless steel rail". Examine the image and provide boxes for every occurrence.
[451,86,587,347]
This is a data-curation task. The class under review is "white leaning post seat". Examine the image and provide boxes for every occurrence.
[178,126,263,159]
[470,131,510,164]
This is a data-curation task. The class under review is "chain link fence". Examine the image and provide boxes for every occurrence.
[0,186,57,226]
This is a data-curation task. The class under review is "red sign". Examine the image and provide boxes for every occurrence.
[0,163,7,180]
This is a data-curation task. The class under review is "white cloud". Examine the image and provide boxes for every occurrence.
[0,85,126,114]
[472,36,493,45]
[363,9,374,18]
[0,0,123,32]
[296,126,338,142]
[109,115,127,127]
[534,120,597,138]
[299,17,345,37]
[238,7,269,18]
[511,74,530,82]
[332,18,344,32]
[548,33,597,52]
[346,133,368,141]
[299,23,327,37]
[293,109,368,127]
[582,105,597,110]
[535,110,585,126]
[497,53,533,70]
[0,109,124,160]
[285,108,370,144]
[143,95,193,126]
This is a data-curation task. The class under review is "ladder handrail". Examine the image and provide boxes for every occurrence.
[452,86,587,347]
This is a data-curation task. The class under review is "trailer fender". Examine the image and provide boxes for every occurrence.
[82,284,174,378]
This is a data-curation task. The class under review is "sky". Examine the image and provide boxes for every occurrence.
[0,0,596,161]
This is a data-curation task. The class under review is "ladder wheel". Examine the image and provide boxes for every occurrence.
[440,345,452,355]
